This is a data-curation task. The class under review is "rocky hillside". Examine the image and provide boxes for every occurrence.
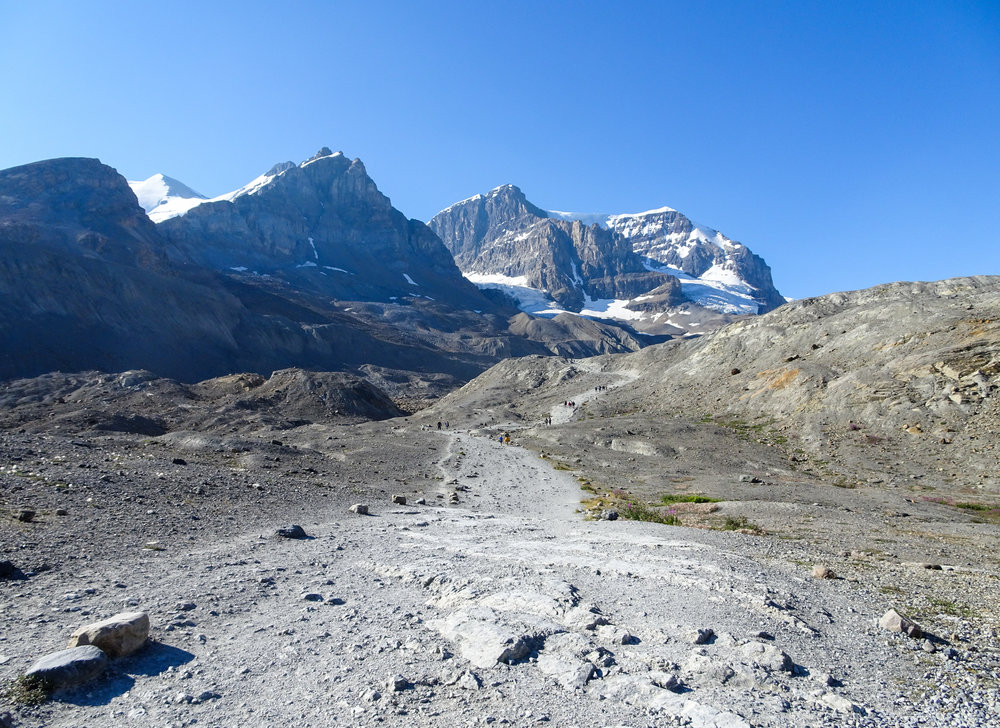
[433,276,1000,498]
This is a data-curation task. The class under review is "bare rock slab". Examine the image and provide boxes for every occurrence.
[26,645,108,689]
[428,607,560,669]
[67,611,150,657]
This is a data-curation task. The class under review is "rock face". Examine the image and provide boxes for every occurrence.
[602,207,785,312]
[430,185,672,311]
[67,611,150,658]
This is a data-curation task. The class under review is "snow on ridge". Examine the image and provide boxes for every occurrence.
[300,151,344,168]
[403,273,418,286]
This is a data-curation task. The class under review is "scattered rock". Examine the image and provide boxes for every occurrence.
[415,497,426,505]
[15,509,35,523]
[276,524,308,539]
[67,611,150,658]
[916,562,943,570]
[349,504,369,515]
[879,608,922,638]
[456,670,482,690]
[172,457,188,465]
[600,509,618,521]
[25,645,108,689]
[740,641,793,672]
[391,494,407,505]
[730,368,741,375]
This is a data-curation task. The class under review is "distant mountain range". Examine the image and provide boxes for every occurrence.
[430,184,785,336]
[0,150,653,401]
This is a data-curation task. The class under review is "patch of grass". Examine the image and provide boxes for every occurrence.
[552,462,574,471]
[926,597,977,620]
[659,493,720,505]
[719,515,766,535]
[620,501,681,525]
[3,674,53,706]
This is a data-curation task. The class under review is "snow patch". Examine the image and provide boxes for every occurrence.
[403,273,419,286]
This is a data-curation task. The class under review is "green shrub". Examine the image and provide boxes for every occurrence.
[660,493,719,505]
[720,515,765,534]
[620,501,680,525]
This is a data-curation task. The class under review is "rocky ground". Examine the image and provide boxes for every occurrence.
[2,374,999,727]
[3,277,1000,726]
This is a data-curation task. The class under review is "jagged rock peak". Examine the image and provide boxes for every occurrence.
[301,147,344,166]
[266,161,296,177]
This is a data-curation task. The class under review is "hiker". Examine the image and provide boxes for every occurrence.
[498,434,504,445]
[504,433,511,445]
[437,421,441,430]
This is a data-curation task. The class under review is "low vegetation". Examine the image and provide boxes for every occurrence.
[660,493,719,505]
[2,674,52,706]
[719,515,766,535]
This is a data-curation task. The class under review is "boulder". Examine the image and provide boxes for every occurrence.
[391,494,407,505]
[276,524,307,539]
[26,645,108,688]
[67,611,150,657]
[349,504,369,515]
[812,565,836,579]
[879,608,922,638]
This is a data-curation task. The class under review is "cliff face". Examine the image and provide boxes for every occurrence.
[430,185,673,310]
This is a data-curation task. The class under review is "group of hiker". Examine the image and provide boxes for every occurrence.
[498,431,511,445]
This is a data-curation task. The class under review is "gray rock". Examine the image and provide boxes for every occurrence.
[740,641,793,672]
[879,608,922,638]
[25,645,108,689]
[536,651,594,690]
[391,494,407,505]
[600,509,618,521]
[276,524,307,539]
[688,627,715,645]
[349,504,369,515]
[388,674,410,692]
[812,565,836,579]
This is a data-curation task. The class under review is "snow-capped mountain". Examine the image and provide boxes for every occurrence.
[430,185,784,336]
[128,173,207,224]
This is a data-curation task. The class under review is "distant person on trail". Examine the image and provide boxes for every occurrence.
[504,433,511,445]
[498,434,504,445]
[437,421,441,430]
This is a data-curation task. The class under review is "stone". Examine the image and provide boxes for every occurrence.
[879,608,922,638]
[0,561,15,580]
[819,691,867,715]
[389,674,410,691]
[15,509,35,523]
[688,627,715,645]
[415,497,426,505]
[302,593,324,602]
[349,504,369,515]
[276,524,307,539]
[67,611,150,657]
[55,508,68,516]
[916,562,943,570]
[456,670,482,690]
[172,457,188,465]
[391,494,407,505]
[812,565,836,579]
[429,607,560,669]
[25,645,108,689]
[740,641,793,672]
[600,509,618,521]
[922,639,936,653]
[536,651,594,689]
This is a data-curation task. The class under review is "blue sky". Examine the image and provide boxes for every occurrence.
[1,0,998,299]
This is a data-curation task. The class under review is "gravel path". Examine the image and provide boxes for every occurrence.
[3,423,997,727]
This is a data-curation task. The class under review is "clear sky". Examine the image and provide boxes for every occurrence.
[1,0,998,299]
